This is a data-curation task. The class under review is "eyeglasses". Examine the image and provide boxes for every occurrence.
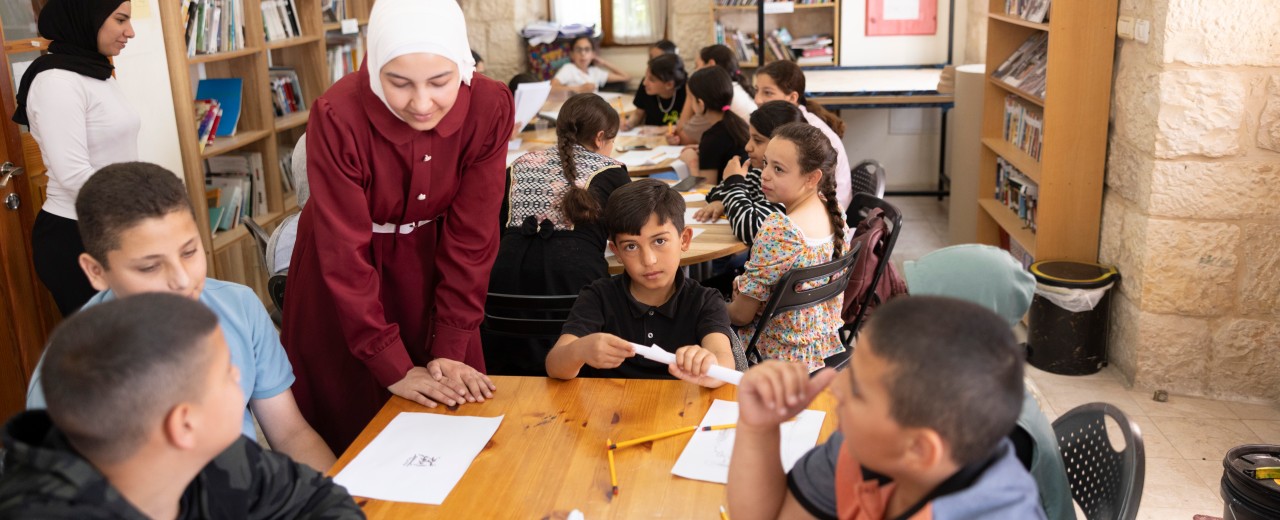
[572,46,594,54]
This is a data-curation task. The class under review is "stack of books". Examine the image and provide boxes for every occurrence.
[193,99,223,154]
[1002,95,1043,161]
[322,0,346,23]
[182,0,247,56]
[992,33,1048,100]
[261,0,302,41]
[204,152,266,234]
[269,68,306,118]
[1004,0,1051,23]
[715,24,758,65]
[326,31,366,84]
[193,78,243,152]
[764,28,794,63]
[995,157,1038,232]
[791,34,834,66]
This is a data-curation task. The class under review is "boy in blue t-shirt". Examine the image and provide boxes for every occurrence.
[26,162,335,472]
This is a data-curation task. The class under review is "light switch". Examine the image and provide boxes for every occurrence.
[1134,19,1151,43]
[1117,15,1136,39]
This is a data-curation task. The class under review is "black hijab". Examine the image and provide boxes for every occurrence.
[12,0,128,125]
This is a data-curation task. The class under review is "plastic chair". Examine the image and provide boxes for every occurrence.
[481,293,580,340]
[1052,402,1145,520]
[838,194,903,347]
[745,244,861,366]
[267,274,287,312]
[849,159,886,202]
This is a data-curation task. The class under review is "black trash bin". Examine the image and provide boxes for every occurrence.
[1026,260,1118,375]
[1221,444,1280,520]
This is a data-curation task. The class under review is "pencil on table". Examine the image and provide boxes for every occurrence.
[720,505,730,520]
[700,423,738,432]
[609,425,698,450]
[606,438,619,496]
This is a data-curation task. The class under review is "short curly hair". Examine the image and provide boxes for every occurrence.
[75,162,193,268]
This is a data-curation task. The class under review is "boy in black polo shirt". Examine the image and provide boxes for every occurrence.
[546,179,736,387]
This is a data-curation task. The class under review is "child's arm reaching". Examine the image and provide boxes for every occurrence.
[545,333,636,379]
[668,332,735,388]
[728,361,838,520]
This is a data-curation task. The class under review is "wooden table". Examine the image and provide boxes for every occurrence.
[332,376,838,519]
[513,125,678,177]
[605,220,747,275]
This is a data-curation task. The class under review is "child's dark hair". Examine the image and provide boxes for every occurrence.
[555,93,620,225]
[76,162,194,268]
[749,100,806,138]
[507,72,540,94]
[687,67,748,147]
[652,39,678,55]
[771,123,844,259]
[646,53,687,90]
[699,44,753,96]
[471,50,483,64]
[571,35,598,52]
[861,296,1024,466]
[756,60,845,138]
[603,178,685,240]
[42,293,220,464]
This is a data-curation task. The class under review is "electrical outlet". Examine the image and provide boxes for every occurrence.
[1134,19,1151,43]
[1117,16,1136,39]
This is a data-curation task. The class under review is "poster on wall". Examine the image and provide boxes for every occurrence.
[867,0,938,36]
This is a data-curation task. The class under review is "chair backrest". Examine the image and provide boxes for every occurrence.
[241,219,271,270]
[840,194,905,339]
[482,293,579,340]
[848,159,887,203]
[267,273,287,312]
[1052,402,1145,520]
[745,244,861,365]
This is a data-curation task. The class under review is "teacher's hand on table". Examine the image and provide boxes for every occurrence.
[428,358,496,403]
[736,361,837,429]
[388,366,468,408]
[694,201,725,223]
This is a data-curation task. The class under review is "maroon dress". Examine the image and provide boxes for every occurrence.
[281,66,513,452]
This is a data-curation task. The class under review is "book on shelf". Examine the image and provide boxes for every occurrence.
[1002,95,1043,161]
[195,78,243,137]
[278,145,297,194]
[205,177,244,232]
[326,30,366,84]
[991,32,1048,100]
[322,0,346,23]
[182,0,247,57]
[994,157,1038,232]
[193,99,222,153]
[269,68,306,117]
[1004,0,1051,23]
[207,152,267,217]
[262,0,302,41]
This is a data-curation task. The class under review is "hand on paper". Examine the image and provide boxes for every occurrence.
[427,358,496,403]
[736,361,837,429]
[694,201,725,223]
[723,156,747,180]
[576,333,636,369]
[679,145,699,166]
[668,345,724,388]
[388,366,468,409]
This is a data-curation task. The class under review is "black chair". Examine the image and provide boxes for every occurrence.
[837,193,904,350]
[241,219,283,326]
[481,293,579,340]
[849,159,887,202]
[267,274,287,313]
[1052,402,1145,520]
[744,244,861,366]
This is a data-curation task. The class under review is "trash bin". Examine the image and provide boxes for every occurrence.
[1026,260,1118,375]
[1220,444,1280,520]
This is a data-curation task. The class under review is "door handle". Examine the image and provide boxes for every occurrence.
[0,162,24,188]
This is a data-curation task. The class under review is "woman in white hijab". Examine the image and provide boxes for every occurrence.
[281,0,514,452]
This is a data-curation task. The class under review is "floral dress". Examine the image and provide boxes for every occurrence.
[734,212,846,370]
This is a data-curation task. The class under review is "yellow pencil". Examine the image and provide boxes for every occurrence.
[606,438,619,496]
[699,423,738,432]
[720,505,730,520]
[609,425,697,450]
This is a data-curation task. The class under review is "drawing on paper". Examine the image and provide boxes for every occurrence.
[404,454,440,467]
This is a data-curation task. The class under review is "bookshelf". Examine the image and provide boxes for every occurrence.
[711,0,840,69]
[976,0,1118,265]
[158,0,375,300]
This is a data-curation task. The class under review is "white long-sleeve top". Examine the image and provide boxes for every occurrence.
[800,105,851,212]
[26,69,140,220]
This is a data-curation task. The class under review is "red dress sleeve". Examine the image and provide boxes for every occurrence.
[305,99,414,386]
[428,83,515,363]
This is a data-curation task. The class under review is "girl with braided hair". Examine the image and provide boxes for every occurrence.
[727,122,849,371]
[485,94,631,375]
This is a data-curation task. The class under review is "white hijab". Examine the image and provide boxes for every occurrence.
[367,0,476,117]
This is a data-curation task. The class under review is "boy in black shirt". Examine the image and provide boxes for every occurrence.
[546,179,736,387]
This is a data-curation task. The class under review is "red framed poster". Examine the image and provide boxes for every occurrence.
[867,0,938,36]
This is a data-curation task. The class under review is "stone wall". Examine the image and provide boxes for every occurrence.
[460,0,549,84]
[963,0,986,65]
[1101,0,1280,402]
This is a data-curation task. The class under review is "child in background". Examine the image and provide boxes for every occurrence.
[678,66,750,185]
[551,36,630,95]
[727,296,1044,520]
[669,44,758,144]
[755,60,852,212]
[0,294,363,518]
[25,162,336,472]
[472,50,486,74]
[649,39,678,58]
[546,179,737,387]
[624,53,687,130]
[727,123,847,370]
[696,100,805,247]
[486,93,631,375]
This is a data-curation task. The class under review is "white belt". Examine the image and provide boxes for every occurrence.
[371,219,433,234]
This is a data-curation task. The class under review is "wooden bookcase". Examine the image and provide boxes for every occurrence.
[157,0,374,301]
[710,0,841,69]
[976,0,1118,263]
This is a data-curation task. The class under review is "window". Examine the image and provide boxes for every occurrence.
[551,0,667,46]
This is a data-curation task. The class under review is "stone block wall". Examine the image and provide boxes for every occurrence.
[1102,0,1280,402]
[460,0,549,84]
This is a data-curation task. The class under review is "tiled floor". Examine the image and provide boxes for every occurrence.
[882,196,1280,519]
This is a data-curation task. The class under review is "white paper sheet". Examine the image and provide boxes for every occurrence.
[671,400,825,484]
[682,192,704,202]
[513,81,552,131]
[617,127,643,137]
[606,228,703,258]
[649,145,687,160]
[883,0,921,20]
[614,149,665,169]
[685,207,728,225]
[333,413,504,505]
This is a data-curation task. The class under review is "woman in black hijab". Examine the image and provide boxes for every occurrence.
[15,0,141,316]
